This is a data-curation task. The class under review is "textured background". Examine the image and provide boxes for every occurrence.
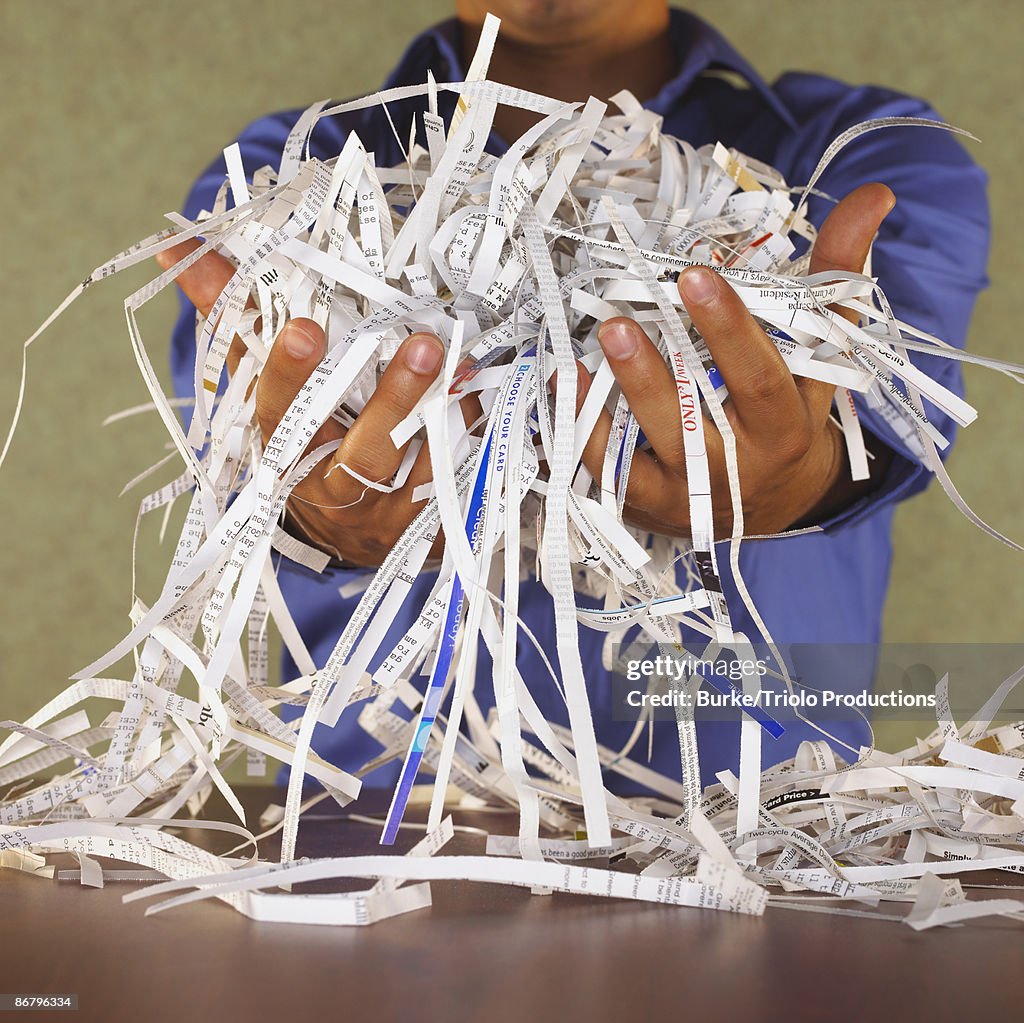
[1,1,1021,763]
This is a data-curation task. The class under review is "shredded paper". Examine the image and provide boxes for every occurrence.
[4,16,1024,929]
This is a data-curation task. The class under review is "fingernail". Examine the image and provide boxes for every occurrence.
[155,249,174,270]
[597,320,640,360]
[405,333,443,375]
[282,322,319,359]
[679,267,718,306]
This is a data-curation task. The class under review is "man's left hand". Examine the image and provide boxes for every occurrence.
[569,182,896,539]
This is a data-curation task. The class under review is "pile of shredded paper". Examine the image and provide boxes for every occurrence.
[4,16,1024,929]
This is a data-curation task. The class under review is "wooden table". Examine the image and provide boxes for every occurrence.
[1,786,1020,1022]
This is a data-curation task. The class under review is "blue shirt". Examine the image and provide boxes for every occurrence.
[171,10,989,788]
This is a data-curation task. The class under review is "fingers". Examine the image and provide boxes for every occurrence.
[679,267,804,445]
[155,237,251,375]
[256,325,447,520]
[330,333,444,489]
[569,363,675,522]
[155,238,237,321]
[254,318,330,447]
[595,317,695,467]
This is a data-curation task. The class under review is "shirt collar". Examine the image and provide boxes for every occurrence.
[649,8,797,130]
[385,9,796,131]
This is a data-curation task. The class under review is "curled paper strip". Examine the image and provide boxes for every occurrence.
[4,15,1024,929]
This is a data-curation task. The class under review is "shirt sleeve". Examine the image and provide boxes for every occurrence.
[776,77,991,532]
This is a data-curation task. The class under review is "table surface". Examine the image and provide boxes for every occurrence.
[2,786,1021,1023]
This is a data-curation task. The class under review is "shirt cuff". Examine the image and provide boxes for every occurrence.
[814,403,936,534]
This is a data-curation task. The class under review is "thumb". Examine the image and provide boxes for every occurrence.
[799,183,895,415]
[255,318,329,446]
[809,182,895,284]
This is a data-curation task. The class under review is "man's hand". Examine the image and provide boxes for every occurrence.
[157,240,470,568]
[570,182,897,539]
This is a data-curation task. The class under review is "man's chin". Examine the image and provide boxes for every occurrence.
[462,0,605,38]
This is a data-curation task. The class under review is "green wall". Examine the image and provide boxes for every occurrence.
[1,2,1021,763]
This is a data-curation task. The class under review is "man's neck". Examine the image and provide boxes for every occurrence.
[458,14,676,142]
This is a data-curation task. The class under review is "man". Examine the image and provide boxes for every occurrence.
[159,2,988,787]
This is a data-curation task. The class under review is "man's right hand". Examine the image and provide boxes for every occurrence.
[157,239,464,568]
